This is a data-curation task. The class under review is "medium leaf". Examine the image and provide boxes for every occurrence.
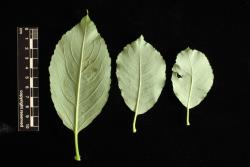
[116,35,166,133]
[49,13,111,161]
[171,48,214,126]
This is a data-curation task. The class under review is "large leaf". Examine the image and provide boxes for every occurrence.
[171,48,214,126]
[49,13,111,161]
[116,35,166,133]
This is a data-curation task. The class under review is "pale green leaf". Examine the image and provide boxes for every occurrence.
[49,13,111,161]
[116,35,166,133]
[171,48,214,126]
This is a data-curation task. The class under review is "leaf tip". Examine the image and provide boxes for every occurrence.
[186,47,192,51]
[84,9,91,22]
[137,35,145,45]
[139,34,144,40]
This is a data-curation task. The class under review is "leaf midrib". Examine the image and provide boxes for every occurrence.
[135,44,142,113]
[132,41,142,133]
[187,53,193,110]
[75,22,87,134]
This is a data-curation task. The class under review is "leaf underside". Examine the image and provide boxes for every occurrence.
[116,35,166,132]
[49,13,111,160]
[171,48,214,125]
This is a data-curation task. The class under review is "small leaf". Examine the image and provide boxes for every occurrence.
[171,48,214,126]
[49,13,111,161]
[116,35,166,133]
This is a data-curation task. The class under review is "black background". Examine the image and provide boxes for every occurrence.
[0,0,250,166]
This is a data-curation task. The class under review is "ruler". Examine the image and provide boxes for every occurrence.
[17,27,39,131]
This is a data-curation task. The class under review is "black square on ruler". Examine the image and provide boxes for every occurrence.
[33,78,39,86]
[33,58,38,67]
[30,51,33,58]
[33,117,38,126]
[33,97,39,106]
[32,107,39,116]
[33,39,38,49]
[32,88,39,97]
[33,70,39,77]
[33,51,38,58]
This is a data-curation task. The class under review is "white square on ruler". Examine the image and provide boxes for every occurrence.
[30,116,34,126]
[29,39,33,49]
[30,97,34,107]
[30,77,33,88]
[30,58,33,68]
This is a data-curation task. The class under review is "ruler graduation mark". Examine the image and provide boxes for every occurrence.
[17,27,39,131]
